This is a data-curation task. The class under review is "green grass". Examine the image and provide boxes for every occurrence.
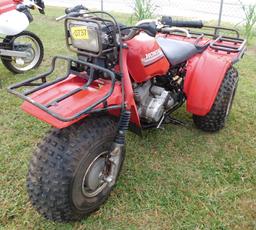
[0,6,256,230]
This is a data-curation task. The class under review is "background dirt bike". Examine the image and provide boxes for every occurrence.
[0,0,45,73]
[8,5,246,222]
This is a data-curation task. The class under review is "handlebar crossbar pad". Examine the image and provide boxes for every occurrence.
[161,16,203,28]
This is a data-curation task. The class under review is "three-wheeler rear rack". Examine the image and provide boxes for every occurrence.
[163,25,247,62]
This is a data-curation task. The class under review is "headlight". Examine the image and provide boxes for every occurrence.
[65,18,117,57]
[69,22,100,53]
[66,19,102,55]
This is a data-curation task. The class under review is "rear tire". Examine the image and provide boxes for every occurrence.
[193,67,238,132]
[27,116,124,222]
[1,31,44,74]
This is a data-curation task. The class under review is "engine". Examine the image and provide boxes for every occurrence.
[134,81,175,123]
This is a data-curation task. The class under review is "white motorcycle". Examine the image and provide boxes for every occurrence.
[0,0,45,74]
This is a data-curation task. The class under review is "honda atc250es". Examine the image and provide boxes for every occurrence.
[0,0,45,73]
[8,5,246,222]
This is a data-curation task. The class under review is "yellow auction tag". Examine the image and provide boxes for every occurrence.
[71,26,89,40]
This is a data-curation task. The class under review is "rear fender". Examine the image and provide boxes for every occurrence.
[184,50,232,116]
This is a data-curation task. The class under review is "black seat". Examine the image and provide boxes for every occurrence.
[156,37,200,66]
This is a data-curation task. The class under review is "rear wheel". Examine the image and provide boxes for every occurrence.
[27,116,124,222]
[193,67,239,132]
[1,31,44,74]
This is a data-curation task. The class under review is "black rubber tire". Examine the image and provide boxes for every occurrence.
[193,67,239,132]
[27,116,124,222]
[1,31,44,74]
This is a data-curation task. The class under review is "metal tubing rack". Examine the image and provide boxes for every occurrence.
[190,26,246,54]
[210,36,246,53]
[8,56,122,122]
[161,25,246,61]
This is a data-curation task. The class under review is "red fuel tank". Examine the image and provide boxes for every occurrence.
[126,32,170,83]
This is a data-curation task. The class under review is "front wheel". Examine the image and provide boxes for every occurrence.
[193,67,239,132]
[27,116,125,222]
[1,31,44,74]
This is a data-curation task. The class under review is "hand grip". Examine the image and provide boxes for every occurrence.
[161,16,203,28]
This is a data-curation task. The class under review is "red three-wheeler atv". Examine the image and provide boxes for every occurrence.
[8,5,246,222]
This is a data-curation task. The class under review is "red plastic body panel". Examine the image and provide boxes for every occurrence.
[0,0,20,14]
[158,33,240,116]
[21,75,122,129]
[126,32,170,83]
[184,50,232,116]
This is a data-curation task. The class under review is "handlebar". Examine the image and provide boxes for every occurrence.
[161,16,203,28]
[17,0,45,14]
[56,5,87,21]
[122,29,139,41]
[55,5,204,41]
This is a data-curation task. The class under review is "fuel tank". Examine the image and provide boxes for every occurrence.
[126,32,170,83]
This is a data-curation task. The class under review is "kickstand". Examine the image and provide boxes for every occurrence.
[157,113,188,129]
[164,115,187,126]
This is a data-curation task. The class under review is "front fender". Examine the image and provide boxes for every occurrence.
[184,50,232,116]
[21,76,123,129]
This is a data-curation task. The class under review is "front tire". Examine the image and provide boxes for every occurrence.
[1,31,44,74]
[193,67,239,132]
[27,116,124,222]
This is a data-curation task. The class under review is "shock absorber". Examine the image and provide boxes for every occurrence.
[115,110,131,145]
[104,110,131,186]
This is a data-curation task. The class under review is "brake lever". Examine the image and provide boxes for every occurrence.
[56,12,81,21]
[56,14,67,21]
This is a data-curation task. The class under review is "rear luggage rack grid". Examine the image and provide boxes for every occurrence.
[191,26,246,55]
[190,25,241,39]
[161,25,246,61]
[8,56,122,122]
[210,36,246,53]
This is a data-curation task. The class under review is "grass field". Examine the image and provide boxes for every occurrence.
[0,6,256,230]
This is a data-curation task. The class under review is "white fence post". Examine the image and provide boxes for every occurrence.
[218,0,224,26]
[101,0,104,11]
